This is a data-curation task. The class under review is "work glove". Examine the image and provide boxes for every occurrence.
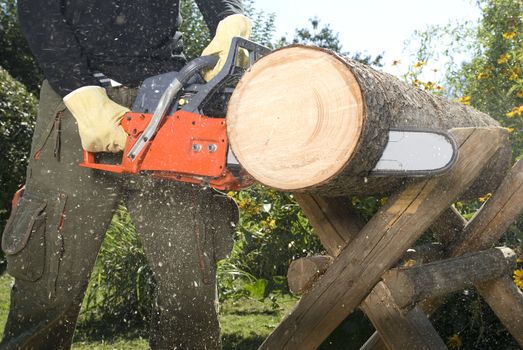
[201,14,252,81]
[63,86,129,152]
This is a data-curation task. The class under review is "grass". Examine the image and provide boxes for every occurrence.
[0,274,298,350]
[0,274,374,349]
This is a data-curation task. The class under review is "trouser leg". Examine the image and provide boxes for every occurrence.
[125,180,238,350]
[0,82,135,350]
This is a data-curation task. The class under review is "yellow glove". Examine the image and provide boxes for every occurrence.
[201,14,252,81]
[63,86,129,152]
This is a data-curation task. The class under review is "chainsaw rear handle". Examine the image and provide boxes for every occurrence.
[182,37,271,113]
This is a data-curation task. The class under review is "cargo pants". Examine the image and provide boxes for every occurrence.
[0,81,238,350]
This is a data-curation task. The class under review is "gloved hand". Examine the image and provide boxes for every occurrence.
[201,14,252,81]
[63,86,129,152]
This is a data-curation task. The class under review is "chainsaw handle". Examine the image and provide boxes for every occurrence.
[182,37,271,113]
[126,55,219,161]
[81,150,126,173]
[176,55,219,85]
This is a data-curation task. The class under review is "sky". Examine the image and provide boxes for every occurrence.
[252,0,481,79]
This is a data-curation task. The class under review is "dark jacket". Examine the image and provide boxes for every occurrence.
[17,0,243,97]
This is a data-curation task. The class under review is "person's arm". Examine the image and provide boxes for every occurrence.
[195,0,251,81]
[18,0,128,153]
[194,0,244,35]
[17,0,100,97]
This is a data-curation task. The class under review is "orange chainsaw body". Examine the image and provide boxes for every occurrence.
[80,111,253,191]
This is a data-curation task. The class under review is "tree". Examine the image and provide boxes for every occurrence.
[277,17,383,67]
[0,0,42,94]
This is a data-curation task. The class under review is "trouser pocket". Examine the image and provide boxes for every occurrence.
[2,189,67,299]
[2,192,47,282]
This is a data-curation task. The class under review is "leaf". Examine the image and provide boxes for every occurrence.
[244,279,268,299]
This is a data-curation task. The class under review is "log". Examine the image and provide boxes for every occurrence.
[382,247,516,309]
[449,157,523,257]
[430,206,467,247]
[361,282,447,350]
[293,194,362,256]
[227,45,510,196]
[258,127,505,350]
[288,243,445,297]
[287,255,333,294]
[476,276,523,346]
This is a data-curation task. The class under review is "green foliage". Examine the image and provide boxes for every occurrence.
[222,187,323,298]
[455,0,523,158]
[0,66,37,271]
[180,0,276,60]
[0,0,42,93]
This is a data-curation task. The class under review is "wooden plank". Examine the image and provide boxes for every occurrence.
[476,276,523,347]
[449,157,523,256]
[258,127,506,350]
[361,282,447,350]
[288,256,333,295]
[294,194,363,256]
[383,247,516,309]
[430,206,467,247]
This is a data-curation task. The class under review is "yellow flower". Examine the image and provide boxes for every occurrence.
[497,53,510,64]
[507,105,523,118]
[502,32,516,40]
[455,95,471,105]
[517,89,523,98]
[392,60,401,66]
[423,81,435,90]
[479,193,492,202]
[413,61,427,69]
[509,72,519,81]
[403,259,417,268]
[447,334,463,349]
[514,269,523,290]
[506,127,514,133]
[435,85,445,92]
[477,72,489,80]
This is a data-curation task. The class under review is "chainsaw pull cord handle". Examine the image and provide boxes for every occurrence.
[126,55,219,160]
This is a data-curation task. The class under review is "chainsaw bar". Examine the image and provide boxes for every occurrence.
[371,128,458,176]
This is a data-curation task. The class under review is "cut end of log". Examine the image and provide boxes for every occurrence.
[227,46,364,191]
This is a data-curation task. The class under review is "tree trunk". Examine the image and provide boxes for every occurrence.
[227,45,510,196]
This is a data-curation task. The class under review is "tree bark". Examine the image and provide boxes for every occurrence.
[227,45,510,196]
[382,247,516,309]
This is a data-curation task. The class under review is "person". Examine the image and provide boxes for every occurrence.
[0,1,251,349]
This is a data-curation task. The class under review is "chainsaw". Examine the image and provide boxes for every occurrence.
[81,37,271,191]
[81,37,459,191]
